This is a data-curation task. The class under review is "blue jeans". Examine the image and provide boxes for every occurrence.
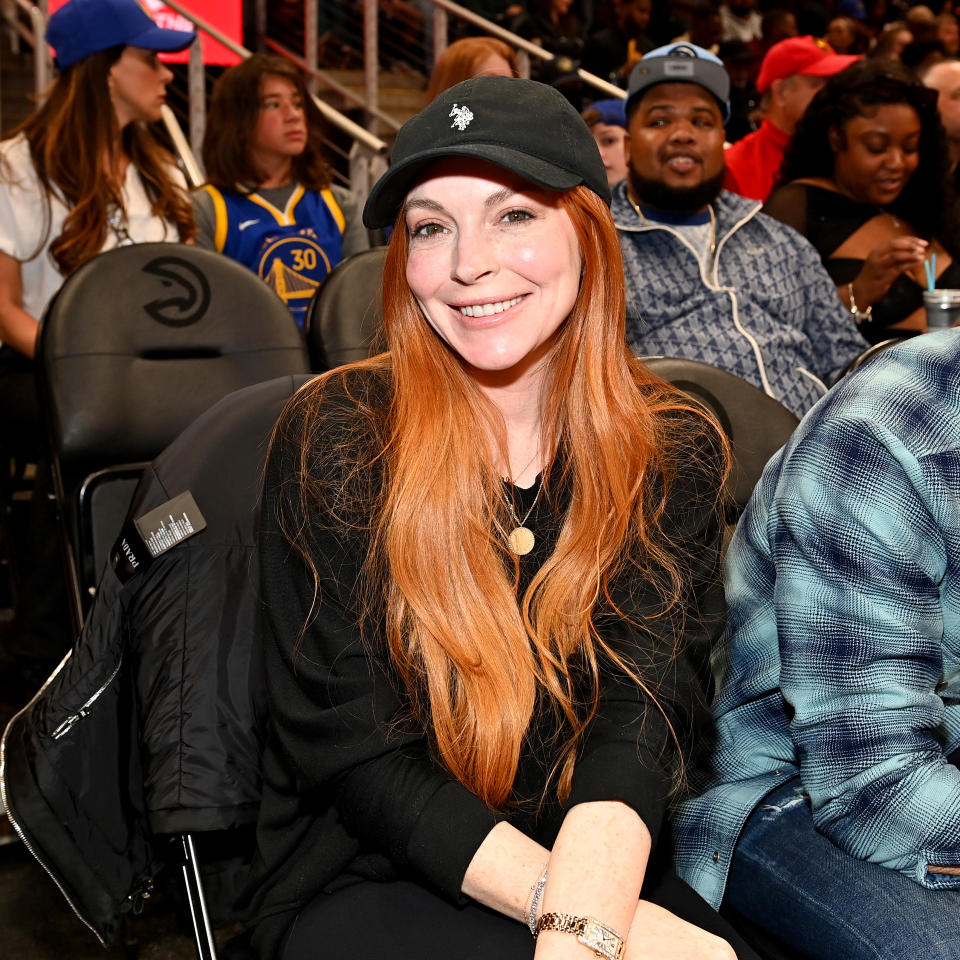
[725,779,960,960]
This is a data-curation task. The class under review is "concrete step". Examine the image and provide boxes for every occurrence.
[317,67,426,131]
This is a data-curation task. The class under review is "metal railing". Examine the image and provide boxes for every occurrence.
[0,0,52,132]
[290,0,626,109]
[262,36,402,132]
[161,0,388,203]
[422,0,626,99]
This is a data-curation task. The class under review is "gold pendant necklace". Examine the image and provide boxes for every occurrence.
[507,475,543,556]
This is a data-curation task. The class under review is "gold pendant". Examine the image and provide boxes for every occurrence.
[508,526,535,555]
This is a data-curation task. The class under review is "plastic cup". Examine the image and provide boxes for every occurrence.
[923,289,960,330]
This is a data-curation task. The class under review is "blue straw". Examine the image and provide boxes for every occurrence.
[926,253,937,292]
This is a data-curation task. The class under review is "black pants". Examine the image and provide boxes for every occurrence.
[281,871,761,960]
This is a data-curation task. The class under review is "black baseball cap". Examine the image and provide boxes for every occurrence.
[626,42,731,121]
[362,76,610,229]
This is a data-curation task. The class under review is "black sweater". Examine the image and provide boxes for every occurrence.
[247,368,725,958]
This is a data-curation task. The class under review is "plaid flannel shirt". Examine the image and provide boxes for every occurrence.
[674,330,960,908]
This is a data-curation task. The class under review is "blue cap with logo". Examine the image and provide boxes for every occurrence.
[626,42,731,121]
[46,0,196,69]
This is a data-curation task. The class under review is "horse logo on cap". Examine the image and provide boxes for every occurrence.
[449,103,474,131]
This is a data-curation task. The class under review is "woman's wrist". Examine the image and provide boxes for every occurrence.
[526,863,548,934]
[535,912,624,960]
[847,280,873,326]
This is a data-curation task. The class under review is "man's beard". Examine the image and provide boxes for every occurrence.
[627,166,726,216]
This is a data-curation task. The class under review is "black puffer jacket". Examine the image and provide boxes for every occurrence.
[0,373,314,945]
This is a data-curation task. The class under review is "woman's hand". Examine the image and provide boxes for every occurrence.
[625,900,736,960]
[853,235,928,308]
[0,251,38,357]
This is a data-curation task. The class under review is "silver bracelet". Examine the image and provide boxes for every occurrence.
[527,864,548,936]
[848,282,873,326]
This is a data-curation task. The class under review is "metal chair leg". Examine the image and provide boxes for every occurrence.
[180,833,218,960]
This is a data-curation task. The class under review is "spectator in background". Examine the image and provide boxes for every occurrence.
[675,1,724,54]
[581,98,629,185]
[922,57,960,182]
[825,16,858,54]
[0,0,194,359]
[510,0,585,67]
[719,0,761,43]
[745,9,798,81]
[423,37,518,104]
[194,55,368,331]
[871,21,914,61]
[724,36,858,201]
[718,39,760,142]
[905,4,938,44]
[753,8,798,58]
[763,60,960,343]
[582,0,655,87]
[938,13,960,56]
[650,0,697,45]
[836,0,868,24]
[614,42,864,417]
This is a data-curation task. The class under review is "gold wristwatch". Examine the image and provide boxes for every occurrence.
[535,912,624,960]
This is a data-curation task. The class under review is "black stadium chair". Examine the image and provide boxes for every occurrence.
[304,246,386,370]
[836,336,906,379]
[36,243,310,628]
[640,356,800,519]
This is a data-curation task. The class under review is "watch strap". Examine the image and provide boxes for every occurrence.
[535,912,624,960]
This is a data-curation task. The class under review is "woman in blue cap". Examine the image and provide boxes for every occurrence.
[250,75,758,960]
[0,0,195,361]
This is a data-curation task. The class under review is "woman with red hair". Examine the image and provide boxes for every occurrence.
[423,36,518,104]
[251,77,755,960]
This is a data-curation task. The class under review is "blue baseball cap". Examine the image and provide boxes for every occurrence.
[586,98,627,129]
[46,0,196,69]
[626,42,731,121]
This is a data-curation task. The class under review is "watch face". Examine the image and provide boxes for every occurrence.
[581,919,624,960]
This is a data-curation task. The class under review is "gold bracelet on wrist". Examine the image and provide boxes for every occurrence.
[535,912,624,960]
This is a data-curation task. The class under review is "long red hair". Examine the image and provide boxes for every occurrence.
[278,186,726,808]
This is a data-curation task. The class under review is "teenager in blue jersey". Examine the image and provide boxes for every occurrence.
[194,55,368,329]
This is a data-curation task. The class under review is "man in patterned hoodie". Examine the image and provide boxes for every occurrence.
[616,42,866,418]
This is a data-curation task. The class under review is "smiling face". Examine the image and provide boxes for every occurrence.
[626,82,726,212]
[250,75,308,168]
[108,46,174,127]
[403,159,582,390]
[830,103,922,207]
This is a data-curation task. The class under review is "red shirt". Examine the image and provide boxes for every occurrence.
[723,118,792,202]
